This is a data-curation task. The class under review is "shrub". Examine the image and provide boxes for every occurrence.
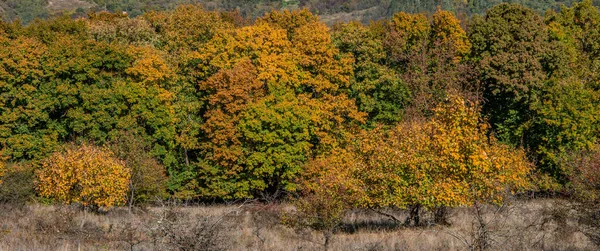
[109,131,168,207]
[560,145,600,204]
[282,150,355,248]
[0,162,35,204]
[282,190,347,248]
[36,143,131,209]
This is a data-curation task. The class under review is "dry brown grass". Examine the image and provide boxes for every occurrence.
[0,198,597,250]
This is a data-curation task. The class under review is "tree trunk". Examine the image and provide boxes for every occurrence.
[128,179,135,214]
[434,206,448,225]
[323,231,333,250]
[405,204,421,226]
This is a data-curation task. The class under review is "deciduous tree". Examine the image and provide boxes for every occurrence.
[301,94,533,224]
[195,10,364,199]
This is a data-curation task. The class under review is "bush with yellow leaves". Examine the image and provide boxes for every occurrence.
[36,143,131,209]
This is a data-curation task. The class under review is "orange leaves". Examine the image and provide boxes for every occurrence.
[257,9,319,38]
[303,94,533,210]
[199,23,294,83]
[421,94,532,206]
[194,9,365,198]
[36,144,130,209]
[201,60,263,167]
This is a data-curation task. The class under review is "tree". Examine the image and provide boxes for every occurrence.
[332,21,410,125]
[87,12,158,46]
[302,93,533,225]
[546,0,600,89]
[36,143,130,209]
[385,10,474,118]
[431,8,471,60]
[0,36,56,160]
[194,10,365,199]
[283,148,359,249]
[142,5,234,190]
[559,144,600,204]
[528,78,600,178]
[469,3,600,181]
[468,3,566,146]
[110,131,168,209]
[385,11,430,67]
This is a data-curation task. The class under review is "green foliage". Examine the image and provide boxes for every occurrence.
[195,10,365,199]
[0,162,35,204]
[1,1,600,204]
[470,2,600,181]
[546,0,600,88]
[110,131,169,206]
[0,16,178,166]
[528,78,600,178]
[333,21,410,124]
[469,3,564,146]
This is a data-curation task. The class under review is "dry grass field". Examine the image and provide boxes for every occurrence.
[0,198,598,250]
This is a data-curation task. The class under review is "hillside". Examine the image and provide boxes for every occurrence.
[47,0,96,11]
[1,0,599,24]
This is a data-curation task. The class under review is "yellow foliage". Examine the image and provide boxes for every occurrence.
[195,10,365,198]
[36,144,130,209]
[431,9,472,59]
[126,45,174,83]
[303,94,533,210]
[388,12,430,55]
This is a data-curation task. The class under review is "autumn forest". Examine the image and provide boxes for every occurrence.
[1,0,600,250]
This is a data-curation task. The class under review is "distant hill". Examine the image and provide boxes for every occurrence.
[1,0,599,25]
[47,0,96,11]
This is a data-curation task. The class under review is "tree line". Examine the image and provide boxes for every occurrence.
[2,1,600,25]
[0,1,599,214]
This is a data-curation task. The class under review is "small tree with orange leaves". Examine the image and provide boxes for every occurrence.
[37,144,131,209]
[299,93,533,226]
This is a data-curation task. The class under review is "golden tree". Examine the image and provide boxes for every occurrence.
[37,144,130,209]
[195,10,365,199]
[431,9,472,59]
[301,93,533,224]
